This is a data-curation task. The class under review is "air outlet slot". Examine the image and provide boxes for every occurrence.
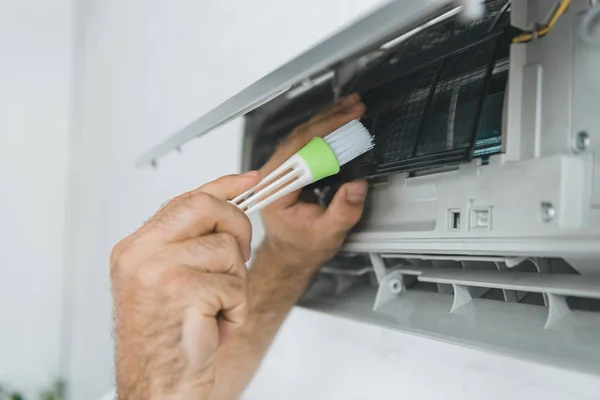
[449,209,461,230]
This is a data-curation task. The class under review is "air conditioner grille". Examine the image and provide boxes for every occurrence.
[248,0,512,187]
[344,0,512,178]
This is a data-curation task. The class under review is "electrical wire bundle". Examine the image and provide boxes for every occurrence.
[513,0,571,43]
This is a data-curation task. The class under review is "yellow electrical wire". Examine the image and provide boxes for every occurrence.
[513,0,571,43]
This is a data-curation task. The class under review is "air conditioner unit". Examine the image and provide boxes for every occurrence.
[138,0,600,375]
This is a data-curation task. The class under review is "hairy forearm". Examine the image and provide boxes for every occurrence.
[208,241,318,400]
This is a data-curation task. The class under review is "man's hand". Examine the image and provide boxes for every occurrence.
[209,94,367,400]
[110,173,261,400]
[260,92,368,272]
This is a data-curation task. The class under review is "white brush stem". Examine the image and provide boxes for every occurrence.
[231,154,314,215]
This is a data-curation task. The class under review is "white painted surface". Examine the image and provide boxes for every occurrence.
[70,1,600,400]
[0,0,73,397]
[247,308,600,400]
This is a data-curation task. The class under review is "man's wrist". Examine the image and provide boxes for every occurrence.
[259,237,322,275]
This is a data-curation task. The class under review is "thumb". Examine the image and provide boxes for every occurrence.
[323,180,368,233]
[195,171,261,200]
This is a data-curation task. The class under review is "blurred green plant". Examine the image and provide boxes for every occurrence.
[0,380,64,400]
[0,384,24,400]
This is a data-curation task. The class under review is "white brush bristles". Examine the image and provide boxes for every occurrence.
[324,119,374,167]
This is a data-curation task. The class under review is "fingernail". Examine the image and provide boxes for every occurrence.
[241,170,260,178]
[346,182,367,204]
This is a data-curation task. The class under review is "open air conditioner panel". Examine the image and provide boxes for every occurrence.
[248,0,512,192]
[242,0,600,376]
[137,0,600,377]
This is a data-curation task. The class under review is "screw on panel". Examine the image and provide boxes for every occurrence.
[388,278,403,294]
[573,131,590,153]
[373,271,404,311]
[540,202,556,222]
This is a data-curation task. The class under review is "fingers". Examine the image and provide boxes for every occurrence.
[196,273,248,337]
[259,93,366,177]
[194,172,261,200]
[262,189,300,211]
[308,93,363,126]
[307,93,360,123]
[218,315,236,345]
[165,233,248,279]
[257,94,366,209]
[153,189,253,259]
[322,180,368,234]
[301,94,366,140]
[181,241,248,345]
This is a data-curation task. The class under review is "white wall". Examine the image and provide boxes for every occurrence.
[0,0,73,397]
[69,1,600,400]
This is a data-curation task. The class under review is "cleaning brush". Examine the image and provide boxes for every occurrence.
[231,119,374,215]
